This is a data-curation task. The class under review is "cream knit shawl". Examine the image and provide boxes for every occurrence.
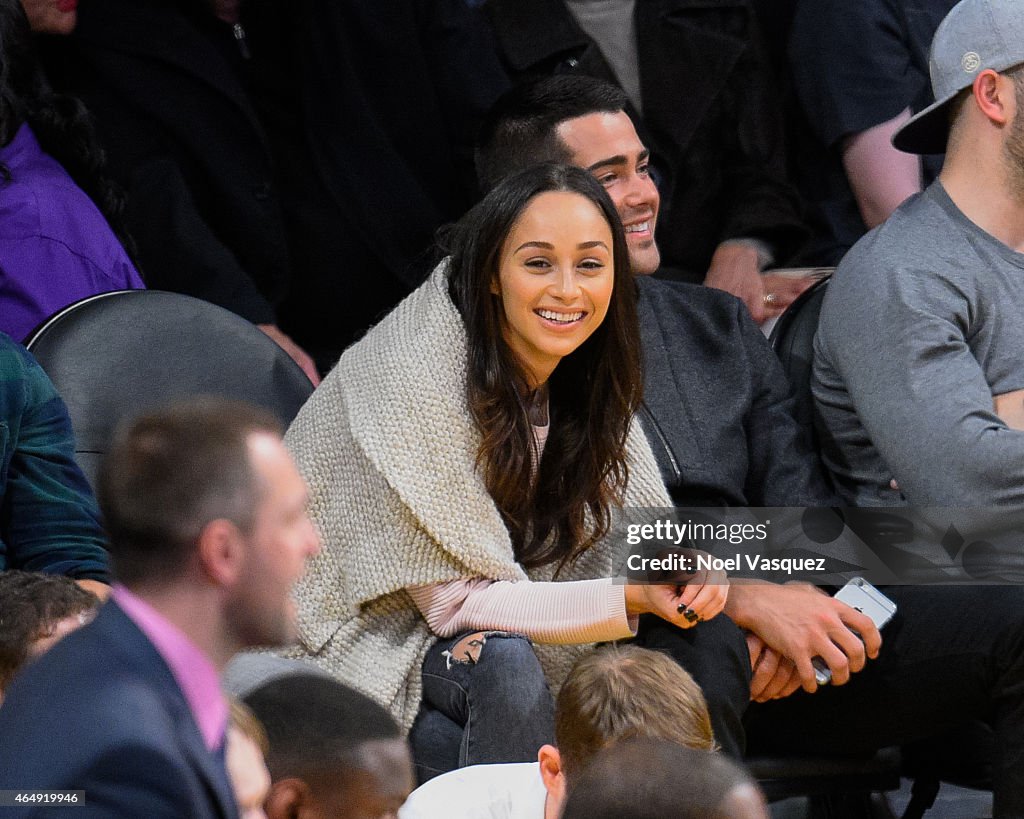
[285,265,671,732]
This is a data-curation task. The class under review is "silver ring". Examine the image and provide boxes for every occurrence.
[763,292,777,306]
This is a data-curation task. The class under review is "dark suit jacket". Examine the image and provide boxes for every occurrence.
[485,0,808,279]
[0,601,237,819]
[636,276,833,506]
[43,0,290,325]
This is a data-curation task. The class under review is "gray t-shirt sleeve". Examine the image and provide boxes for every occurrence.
[816,197,1024,507]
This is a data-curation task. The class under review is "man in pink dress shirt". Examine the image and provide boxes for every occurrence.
[0,398,320,818]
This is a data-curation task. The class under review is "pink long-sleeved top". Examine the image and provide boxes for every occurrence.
[407,419,638,644]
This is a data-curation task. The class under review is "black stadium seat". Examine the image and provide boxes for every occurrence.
[25,290,315,488]
[769,273,831,446]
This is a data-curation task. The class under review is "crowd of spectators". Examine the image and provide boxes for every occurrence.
[0,0,963,352]
[3,0,1024,816]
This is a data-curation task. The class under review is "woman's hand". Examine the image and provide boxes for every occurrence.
[624,565,729,629]
[676,563,729,622]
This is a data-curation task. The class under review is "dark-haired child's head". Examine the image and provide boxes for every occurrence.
[0,570,99,701]
[244,673,413,819]
[561,737,769,819]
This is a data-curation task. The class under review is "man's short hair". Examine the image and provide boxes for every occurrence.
[96,398,282,586]
[555,644,715,781]
[0,571,98,690]
[561,738,764,819]
[243,673,401,786]
[475,75,628,193]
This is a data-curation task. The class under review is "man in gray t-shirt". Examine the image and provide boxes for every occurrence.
[815,182,1024,507]
[814,0,1024,511]
[790,6,1024,810]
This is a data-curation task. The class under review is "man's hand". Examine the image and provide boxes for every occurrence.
[726,582,882,693]
[705,242,768,322]
[747,633,803,702]
[257,324,321,386]
[625,565,729,629]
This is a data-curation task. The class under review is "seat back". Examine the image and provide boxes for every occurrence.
[26,290,315,487]
[769,274,831,442]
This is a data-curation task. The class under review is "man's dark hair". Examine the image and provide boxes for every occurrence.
[97,397,282,586]
[561,738,765,819]
[243,673,400,786]
[475,76,628,193]
[0,571,99,691]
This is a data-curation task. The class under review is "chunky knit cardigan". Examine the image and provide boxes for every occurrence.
[284,265,671,731]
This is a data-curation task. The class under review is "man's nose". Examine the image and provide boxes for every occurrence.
[623,173,655,209]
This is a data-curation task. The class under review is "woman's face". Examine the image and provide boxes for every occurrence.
[20,0,77,35]
[493,190,615,387]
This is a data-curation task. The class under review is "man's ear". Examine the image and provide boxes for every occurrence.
[973,69,1013,127]
[264,777,310,819]
[195,518,245,588]
[537,744,565,802]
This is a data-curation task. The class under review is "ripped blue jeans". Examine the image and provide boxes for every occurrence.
[408,630,555,784]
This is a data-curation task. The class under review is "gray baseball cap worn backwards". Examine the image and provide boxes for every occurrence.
[893,0,1024,155]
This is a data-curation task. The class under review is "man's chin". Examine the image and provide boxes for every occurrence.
[241,615,299,650]
[627,246,661,276]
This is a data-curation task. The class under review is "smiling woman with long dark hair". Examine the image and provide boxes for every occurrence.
[0,0,141,341]
[448,164,641,573]
[284,163,726,781]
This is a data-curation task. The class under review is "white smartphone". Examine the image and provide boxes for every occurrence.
[813,577,897,685]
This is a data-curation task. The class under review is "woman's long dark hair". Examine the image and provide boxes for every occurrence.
[448,163,642,573]
[0,0,136,261]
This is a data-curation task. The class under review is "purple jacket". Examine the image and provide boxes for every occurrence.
[0,123,143,342]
